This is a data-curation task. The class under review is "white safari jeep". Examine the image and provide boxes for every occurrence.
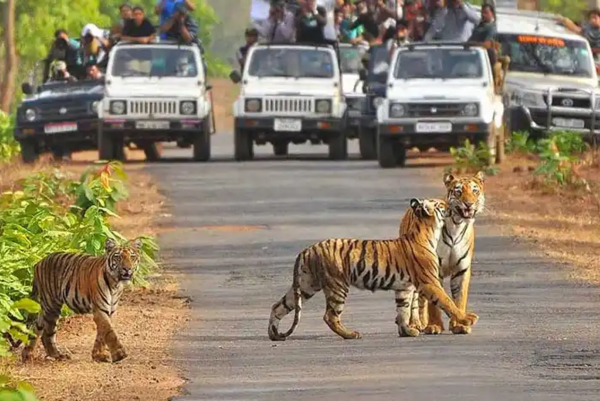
[377,42,505,168]
[98,40,214,161]
[230,42,347,160]
[339,43,368,152]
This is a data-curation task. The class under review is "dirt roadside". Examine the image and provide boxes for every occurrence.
[0,155,188,401]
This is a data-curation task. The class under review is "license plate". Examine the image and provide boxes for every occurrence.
[135,121,170,129]
[44,122,77,134]
[274,118,302,132]
[415,122,452,133]
[552,118,584,129]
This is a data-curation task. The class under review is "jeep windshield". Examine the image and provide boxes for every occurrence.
[247,48,335,79]
[111,47,198,78]
[340,46,367,74]
[497,33,594,78]
[393,48,484,80]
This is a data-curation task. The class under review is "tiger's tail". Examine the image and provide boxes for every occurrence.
[271,252,304,340]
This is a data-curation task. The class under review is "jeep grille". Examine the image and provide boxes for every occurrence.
[129,100,178,116]
[39,101,90,120]
[407,103,468,118]
[542,95,591,108]
[263,98,313,114]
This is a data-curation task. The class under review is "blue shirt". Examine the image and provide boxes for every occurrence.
[157,0,184,39]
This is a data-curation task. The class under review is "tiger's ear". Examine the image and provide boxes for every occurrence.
[130,237,143,251]
[410,198,423,215]
[105,238,118,253]
[443,172,455,188]
[474,170,485,184]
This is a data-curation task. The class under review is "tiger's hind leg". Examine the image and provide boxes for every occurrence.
[40,310,72,360]
[21,314,44,362]
[322,285,361,340]
[395,286,420,337]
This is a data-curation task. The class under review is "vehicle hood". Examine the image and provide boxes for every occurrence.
[22,84,104,105]
[342,73,363,95]
[241,78,339,97]
[388,81,489,101]
[505,72,598,92]
[106,79,201,98]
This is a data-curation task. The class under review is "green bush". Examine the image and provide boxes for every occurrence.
[0,375,40,401]
[0,161,159,357]
[0,112,20,164]
[533,131,587,187]
[449,139,499,176]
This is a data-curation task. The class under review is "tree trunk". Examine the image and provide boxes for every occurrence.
[0,0,17,113]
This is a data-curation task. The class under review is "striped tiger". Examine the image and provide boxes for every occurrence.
[403,171,485,335]
[267,198,479,341]
[21,237,142,363]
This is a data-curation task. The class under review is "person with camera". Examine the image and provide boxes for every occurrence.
[42,29,82,81]
[254,0,295,43]
[49,61,77,83]
[295,0,328,44]
[423,0,480,42]
[159,2,199,44]
[155,0,196,40]
[121,6,157,44]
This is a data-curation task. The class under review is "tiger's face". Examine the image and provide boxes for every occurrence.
[104,238,143,282]
[443,171,485,220]
[410,198,448,228]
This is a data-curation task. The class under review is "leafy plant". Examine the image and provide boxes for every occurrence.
[533,131,587,188]
[506,130,536,154]
[0,375,40,401]
[449,139,499,176]
[0,111,20,163]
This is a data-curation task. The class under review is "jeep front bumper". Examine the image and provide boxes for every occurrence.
[511,105,600,139]
[100,118,206,141]
[235,116,343,134]
[378,121,492,146]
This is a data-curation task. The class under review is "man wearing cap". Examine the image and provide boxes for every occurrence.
[155,0,196,40]
[237,28,259,72]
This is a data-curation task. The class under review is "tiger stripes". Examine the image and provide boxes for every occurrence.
[21,237,142,363]
[267,198,479,341]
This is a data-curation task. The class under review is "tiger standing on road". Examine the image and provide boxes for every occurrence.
[267,198,479,341]
[405,171,486,335]
[21,237,143,363]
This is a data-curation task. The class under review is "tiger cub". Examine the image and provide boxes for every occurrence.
[267,198,478,341]
[21,238,142,363]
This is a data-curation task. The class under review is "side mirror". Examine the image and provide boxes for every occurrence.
[229,70,242,84]
[21,82,34,95]
[359,69,367,81]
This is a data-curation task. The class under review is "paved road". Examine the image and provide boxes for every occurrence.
[147,134,600,401]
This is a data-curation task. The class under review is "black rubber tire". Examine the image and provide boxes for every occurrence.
[394,142,407,167]
[20,140,39,164]
[273,141,288,156]
[98,128,116,161]
[234,129,253,161]
[193,121,211,162]
[377,135,396,168]
[328,132,347,160]
[143,142,162,162]
[358,128,377,160]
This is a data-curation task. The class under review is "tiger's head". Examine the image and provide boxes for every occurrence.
[104,237,143,282]
[409,198,448,225]
[443,171,485,220]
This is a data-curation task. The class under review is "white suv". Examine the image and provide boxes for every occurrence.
[230,43,347,160]
[377,42,505,168]
[99,40,213,161]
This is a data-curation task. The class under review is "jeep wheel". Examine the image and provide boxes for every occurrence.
[358,128,376,160]
[20,140,39,164]
[143,142,162,162]
[328,132,347,160]
[193,122,211,162]
[273,141,288,156]
[377,135,396,168]
[394,142,407,167]
[98,128,122,161]
[234,129,253,161]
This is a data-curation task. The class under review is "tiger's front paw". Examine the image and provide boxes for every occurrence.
[111,348,128,363]
[92,350,112,363]
[399,326,420,337]
[423,324,444,335]
[455,312,479,328]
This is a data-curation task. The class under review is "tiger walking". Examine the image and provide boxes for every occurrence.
[267,198,479,341]
[21,237,142,363]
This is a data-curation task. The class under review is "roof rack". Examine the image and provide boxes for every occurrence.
[256,41,338,49]
[407,41,472,50]
[115,39,195,46]
[473,5,560,22]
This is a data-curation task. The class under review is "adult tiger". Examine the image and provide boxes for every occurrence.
[267,198,479,341]
[404,171,486,335]
[21,237,142,363]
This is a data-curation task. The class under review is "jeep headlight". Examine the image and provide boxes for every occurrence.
[91,101,99,114]
[25,109,37,122]
[373,97,384,108]
[180,101,196,115]
[511,91,542,107]
[110,100,126,115]
[316,99,332,113]
[462,103,478,117]
[390,103,406,118]
[244,98,261,112]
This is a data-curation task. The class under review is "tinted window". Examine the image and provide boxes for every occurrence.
[247,48,335,78]
[111,47,198,77]
[393,48,484,79]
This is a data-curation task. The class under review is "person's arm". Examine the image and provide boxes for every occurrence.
[423,10,444,41]
[279,10,296,40]
[179,17,198,43]
[557,16,583,34]
[461,2,480,24]
[183,0,195,11]
[314,6,327,26]
[350,14,365,30]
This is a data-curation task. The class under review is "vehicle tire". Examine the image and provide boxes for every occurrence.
[193,121,211,162]
[393,142,407,167]
[273,141,288,156]
[143,142,162,162]
[496,123,506,164]
[377,135,396,168]
[328,132,347,160]
[99,128,115,161]
[358,128,376,160]
[234,128,253,161]
[19,140,39,164]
